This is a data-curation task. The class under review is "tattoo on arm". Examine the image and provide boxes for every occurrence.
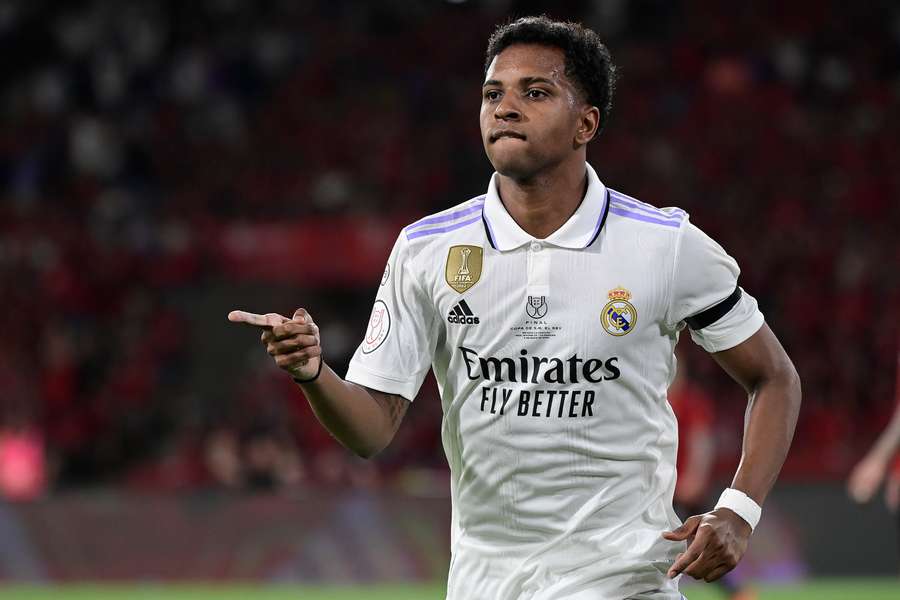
[369,390,409,435]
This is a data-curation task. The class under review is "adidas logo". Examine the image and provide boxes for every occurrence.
[447,299,480,325]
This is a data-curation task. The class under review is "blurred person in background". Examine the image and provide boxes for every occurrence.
[670,350,754,600]
[0,344,47,501]
[241,422,304,491]
[230,15,801,600]
[847,342,900,566]
[0,406,46,502]
[204,426,243,489]
[204,421,304,491]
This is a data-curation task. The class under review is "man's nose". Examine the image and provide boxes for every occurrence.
[494,97,521,120]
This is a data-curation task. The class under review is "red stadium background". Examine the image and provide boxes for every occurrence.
[0,0,898,587]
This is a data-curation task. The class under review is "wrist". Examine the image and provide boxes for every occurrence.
[292,358,324,384]
[714,488,761,531]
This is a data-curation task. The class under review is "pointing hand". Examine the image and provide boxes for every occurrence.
[228,308,322,381]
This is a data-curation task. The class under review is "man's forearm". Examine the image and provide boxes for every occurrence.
[730,368,801,506]
[298,362,404,458]
[227,310,406,459]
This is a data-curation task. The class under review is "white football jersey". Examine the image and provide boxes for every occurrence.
[346,163,763,600]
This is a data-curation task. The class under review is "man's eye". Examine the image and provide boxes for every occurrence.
[484,90,501,101]
[526,89,547,99]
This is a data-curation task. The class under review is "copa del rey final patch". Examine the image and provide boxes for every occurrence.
[361,300,391,354]
[445,245,483,293]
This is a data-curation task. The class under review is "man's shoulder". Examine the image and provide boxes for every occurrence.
[606,188,689,233]
[400,194,487,250]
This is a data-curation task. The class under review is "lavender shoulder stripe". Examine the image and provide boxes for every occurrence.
[405,197,486,231]
[406,214,482,240]
[609,206,682,227]
[609,189,671,211]
[610,199,685,222]
[609,190,685,218]
[609,195,686,219]
[611,197,686,220]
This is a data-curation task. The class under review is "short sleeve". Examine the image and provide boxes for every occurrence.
[345,234,436,400]
[668,220,764,353]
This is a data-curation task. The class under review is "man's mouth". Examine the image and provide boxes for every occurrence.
[490,130,526,142]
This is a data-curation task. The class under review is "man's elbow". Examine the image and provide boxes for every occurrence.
[348,433,394,460]
[749,355,801,405]
[351,444,381,460]
[769,357,802,412]
[780,359,802,399]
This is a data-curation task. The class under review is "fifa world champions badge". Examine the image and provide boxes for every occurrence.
[445,245,483,293]
[601,286,637,336]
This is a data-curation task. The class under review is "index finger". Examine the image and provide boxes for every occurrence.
[228,311,286,328]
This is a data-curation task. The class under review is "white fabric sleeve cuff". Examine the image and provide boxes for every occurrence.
[345,360,423,402]
[714,488,761,531]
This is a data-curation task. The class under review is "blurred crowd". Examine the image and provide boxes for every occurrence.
[0,0,898,498]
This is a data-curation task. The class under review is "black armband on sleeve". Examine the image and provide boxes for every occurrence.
[685,286,742,330]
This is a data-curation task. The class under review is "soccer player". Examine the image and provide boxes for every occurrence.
[229,16,801,599]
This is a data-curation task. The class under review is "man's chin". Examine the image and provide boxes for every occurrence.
[487,154,537,181]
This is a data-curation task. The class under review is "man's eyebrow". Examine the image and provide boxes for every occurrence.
[482,76,559,88]
[520,76,558,87]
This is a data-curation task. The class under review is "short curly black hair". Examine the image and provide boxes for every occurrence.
[485,16,617,134]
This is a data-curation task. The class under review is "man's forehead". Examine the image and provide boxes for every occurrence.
[485,44,568,83]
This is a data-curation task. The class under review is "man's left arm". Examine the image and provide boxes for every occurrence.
[664,323,801,581]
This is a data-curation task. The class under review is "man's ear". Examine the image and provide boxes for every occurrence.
[575,105,600,145]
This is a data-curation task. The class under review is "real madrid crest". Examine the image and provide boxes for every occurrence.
[601,286,637,336]
[445,245,483,293]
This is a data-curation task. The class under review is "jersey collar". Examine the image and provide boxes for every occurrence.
[481,163,610,251]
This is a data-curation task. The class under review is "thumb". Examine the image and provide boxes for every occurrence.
[292,307,309,324]
[663,515,702,541]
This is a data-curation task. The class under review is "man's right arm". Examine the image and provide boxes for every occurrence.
[298,363,409,458]
[228,308,409,459]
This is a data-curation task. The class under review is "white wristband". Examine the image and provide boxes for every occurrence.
[714,488,761,531]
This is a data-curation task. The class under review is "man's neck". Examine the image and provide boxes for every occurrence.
[495,160,588,240]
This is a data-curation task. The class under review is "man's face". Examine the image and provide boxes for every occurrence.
[480,44,586,181]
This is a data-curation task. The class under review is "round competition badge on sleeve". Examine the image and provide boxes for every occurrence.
[362,300,391,353]
[601,286,637,336]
